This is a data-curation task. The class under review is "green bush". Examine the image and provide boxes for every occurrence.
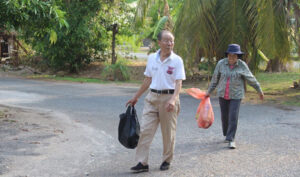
[102,59,130,81]
[117,35,142,52]
[198,62,209,71]
[30,1,109,73]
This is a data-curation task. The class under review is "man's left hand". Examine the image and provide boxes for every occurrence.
[166,99,176,112]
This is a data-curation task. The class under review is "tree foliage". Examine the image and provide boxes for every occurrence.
[134,1,182,34]
[1,0,134,73]
[0,0,67,42]
[98,0,134,64]
[134,0,183,53]
[25,1,109,73]
[174,0,293,73]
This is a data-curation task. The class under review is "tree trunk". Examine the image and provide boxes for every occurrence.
[265,58,287,72]
[293,1,300,57]
[111,23,118,65]
[163,0,173,31]
[13,36,19,66]
[248,43,259,74]
[15,39,28,54]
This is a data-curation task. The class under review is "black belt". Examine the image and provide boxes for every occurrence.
[150,89,174,94]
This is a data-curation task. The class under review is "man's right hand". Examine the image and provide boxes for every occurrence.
[126,97,138,107]
[125,77,151,107]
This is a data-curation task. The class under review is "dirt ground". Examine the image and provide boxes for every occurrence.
[0,68,103,177]
[0,104,107,177]
[0,105,67,176]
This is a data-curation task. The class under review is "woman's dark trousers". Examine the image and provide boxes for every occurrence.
[219,97,241,141]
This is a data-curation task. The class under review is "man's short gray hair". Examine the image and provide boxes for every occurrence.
[157,30,174,41]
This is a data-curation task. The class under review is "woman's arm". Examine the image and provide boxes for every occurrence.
[241,63,264,100]
[207,61,221,96]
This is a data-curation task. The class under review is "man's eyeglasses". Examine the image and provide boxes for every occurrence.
[161,40,174,44]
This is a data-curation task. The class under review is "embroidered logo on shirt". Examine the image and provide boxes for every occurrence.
[167,66,174,74]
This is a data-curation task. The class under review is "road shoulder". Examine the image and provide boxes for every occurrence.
[0,104,109,177]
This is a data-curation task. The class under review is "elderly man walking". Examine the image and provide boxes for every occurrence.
[126,30,186,173]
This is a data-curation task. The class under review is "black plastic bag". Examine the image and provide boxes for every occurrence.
[118,106,140,149]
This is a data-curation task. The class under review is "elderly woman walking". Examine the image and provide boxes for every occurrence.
[206,44,264,149]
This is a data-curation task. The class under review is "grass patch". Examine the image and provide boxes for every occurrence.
[29,75,142,85]
[245,72,300,106]
[2,119,16,123]
[0,111,5,118]
[29,75,108,83]
[55,77,106,83]
[255,72,299,88]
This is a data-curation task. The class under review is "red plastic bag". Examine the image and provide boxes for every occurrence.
[186,88,214,129]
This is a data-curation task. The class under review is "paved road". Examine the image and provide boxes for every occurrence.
[0,77,299,177]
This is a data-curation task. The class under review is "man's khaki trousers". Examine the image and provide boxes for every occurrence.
[135,91,180,164]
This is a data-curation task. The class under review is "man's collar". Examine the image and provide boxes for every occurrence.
[156,49,174,62]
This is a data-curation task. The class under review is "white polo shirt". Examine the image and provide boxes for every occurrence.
[144,50,186,90]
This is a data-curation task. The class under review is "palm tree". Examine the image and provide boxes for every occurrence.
[173,0,291,73]
[134,0,183,39]
[134,0,184,53]
[288,0,300,58]
[258,0,290,72]
[174,0,217,75]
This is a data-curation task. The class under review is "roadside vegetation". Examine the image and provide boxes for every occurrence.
[28,69,300,106]
[30,75,141,85]
[1,0,299,106]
